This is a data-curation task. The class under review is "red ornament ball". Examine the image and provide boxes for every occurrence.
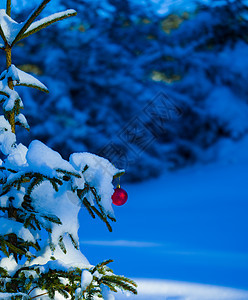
[112,187,128,206]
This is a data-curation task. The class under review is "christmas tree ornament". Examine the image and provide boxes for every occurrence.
[112,184,128,206]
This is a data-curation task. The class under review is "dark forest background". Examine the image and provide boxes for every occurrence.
[5,0,248,181]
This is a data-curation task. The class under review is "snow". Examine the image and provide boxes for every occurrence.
[15,67,48,93]
[5,143,27,168]
[102,287,115,300]
[81,269,93,291]
[0,116,16,155]
[0,78,20,112]
[0,68,22,112]
[79,137,248,298]
[29,240,89,271]
[0,292,29,299]
[26,140,77,177]
[1,189,25,210]
[0,217,36,243]
[7,65,19,82]
[31,180,81,250]
[0,6,76,47]
[15,113,30,130]
[2,89,19,111]
[0,64,48,96]
[116,279,248,300]
[0,254,18,275]
[0,9,23,44]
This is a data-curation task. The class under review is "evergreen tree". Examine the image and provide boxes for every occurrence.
[153,0,248,166]
[0,0,137,299]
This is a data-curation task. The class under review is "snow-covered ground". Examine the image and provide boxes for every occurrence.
[116,279,248,300]
[79,137,248,299]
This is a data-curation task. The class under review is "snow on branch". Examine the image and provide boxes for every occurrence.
[15,67,49,93]
[20,9,77,42]
[1,85,21,112]
[0,292,29,299]
[0,116,16,155]
[0,218,36,243]
[15,113,30,131]
[0,9,23,45]
[27,140,78,178]
[0,4,76,47]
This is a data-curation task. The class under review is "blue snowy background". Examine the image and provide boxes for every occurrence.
[2,0,248,294]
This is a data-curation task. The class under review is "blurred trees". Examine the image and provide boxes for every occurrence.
[5,0,248,181]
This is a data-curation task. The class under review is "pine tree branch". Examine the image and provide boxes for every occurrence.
[101,276,137,295]
[15,82,49,93]
[89,185,116,226]
[56,168,81,178]
[42,213,61,225]
[115,276,138,288]
[91,206,112,232]
[107,214,116,222]
[34,217,42,231]
[47,178,59,191]
[31,292,48,299]
[101,281,118,292]
[28,286,37,295]
[13,266,34,279]
[5,239,26,256]
[11,0,52,46]
[6,0,11,16]
[113,171,125,179]
[0,91,9,97]
[0,239,9,257]
[92,259,113,273]
[77,186,89,199]
[27,176,44,196]
[82,197,95,219]
[17,10,77,43]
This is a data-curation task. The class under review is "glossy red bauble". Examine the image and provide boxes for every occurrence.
[111,187,128,206]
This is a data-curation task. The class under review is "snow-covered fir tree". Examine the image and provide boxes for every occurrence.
[0,0,137,299]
